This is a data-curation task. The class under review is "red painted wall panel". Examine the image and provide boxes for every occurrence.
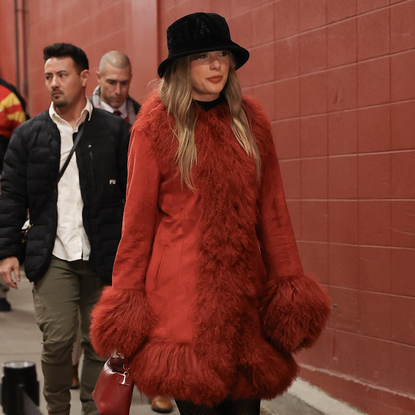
[0,2,18,87]
[1,0,414,414]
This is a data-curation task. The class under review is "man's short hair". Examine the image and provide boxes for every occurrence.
[99,50,131,74]
[43,43,89,73]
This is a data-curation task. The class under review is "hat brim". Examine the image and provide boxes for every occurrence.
[157,43,249,78]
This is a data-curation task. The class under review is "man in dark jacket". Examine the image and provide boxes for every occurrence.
[0,43,130,415]
[90,50,140,124]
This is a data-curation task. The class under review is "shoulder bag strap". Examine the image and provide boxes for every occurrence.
[29,120,87,226]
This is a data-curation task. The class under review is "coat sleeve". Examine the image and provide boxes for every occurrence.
[256,125,330,353]
[0,124,30,260]
[90,127,159,358]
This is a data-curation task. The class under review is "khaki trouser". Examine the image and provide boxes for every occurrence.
[33,256,105,415]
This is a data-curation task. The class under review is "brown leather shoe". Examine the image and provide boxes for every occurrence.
[70,363,80,390]
[149,396,173,413]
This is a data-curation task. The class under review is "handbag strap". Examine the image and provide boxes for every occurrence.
[29,120,87,225]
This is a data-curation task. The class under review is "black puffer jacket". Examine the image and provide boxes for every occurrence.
[0,108,130,283]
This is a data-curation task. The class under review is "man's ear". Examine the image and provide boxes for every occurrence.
[80,69,89,87]
[96,70,101,84]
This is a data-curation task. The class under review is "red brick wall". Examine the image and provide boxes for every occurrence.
[1,1,414,414]
[255,1,414,413]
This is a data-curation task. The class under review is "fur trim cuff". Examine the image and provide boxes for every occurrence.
[90,287,156,358]
[260,274,331,352]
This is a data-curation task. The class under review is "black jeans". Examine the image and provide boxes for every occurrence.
[175,398,261,415]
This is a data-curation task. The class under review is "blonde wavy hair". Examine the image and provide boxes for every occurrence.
[159,53,261,190]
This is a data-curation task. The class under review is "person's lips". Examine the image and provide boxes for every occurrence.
[207,75,223,83]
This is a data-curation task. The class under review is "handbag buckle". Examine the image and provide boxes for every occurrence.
[120,373,130,386]
[119,364,131,386]
[21,223,33,243]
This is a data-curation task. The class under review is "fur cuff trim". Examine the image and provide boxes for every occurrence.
[90,287,156,358]
[260,274,331,352]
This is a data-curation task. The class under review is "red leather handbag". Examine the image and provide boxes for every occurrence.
[92,355,134,415]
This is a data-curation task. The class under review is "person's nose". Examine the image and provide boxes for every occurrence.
[115,83,122,95]
[51,75,59,88]
[210,56,221,70]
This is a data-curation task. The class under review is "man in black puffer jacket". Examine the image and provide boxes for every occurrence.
[0,43,130,415]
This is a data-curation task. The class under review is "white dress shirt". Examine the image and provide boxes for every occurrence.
[49,99,93,261]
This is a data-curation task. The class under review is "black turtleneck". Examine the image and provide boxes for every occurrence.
[195,95,225,111]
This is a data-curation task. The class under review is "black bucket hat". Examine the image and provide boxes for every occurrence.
[158,12,250,78]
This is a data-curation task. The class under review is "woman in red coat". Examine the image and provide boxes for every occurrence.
[90,12,330,415]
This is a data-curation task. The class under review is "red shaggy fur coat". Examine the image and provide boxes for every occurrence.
[90,94,330,405]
